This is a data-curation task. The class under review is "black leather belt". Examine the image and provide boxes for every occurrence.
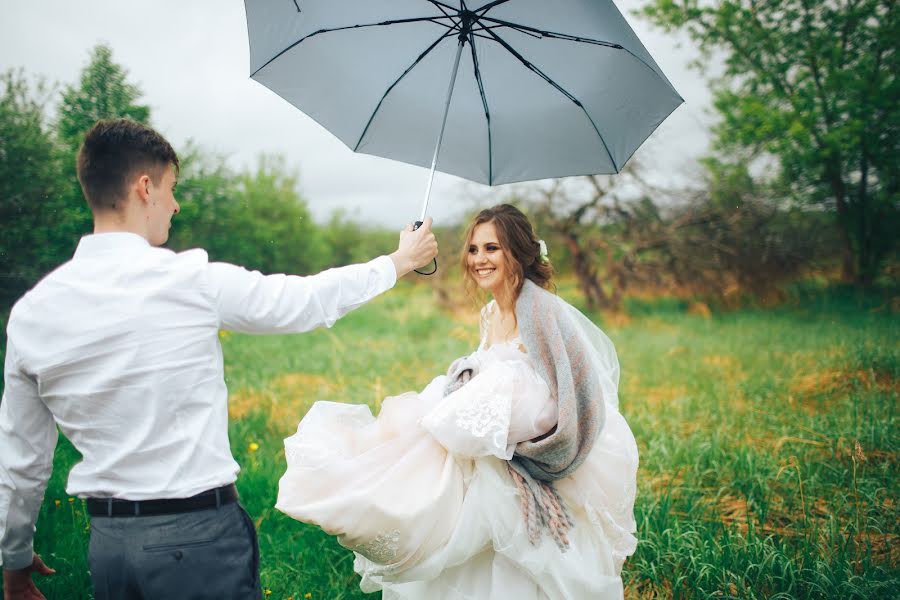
[87,484,239,517]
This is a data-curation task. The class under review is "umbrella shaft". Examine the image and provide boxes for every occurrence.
[420,37,466,224]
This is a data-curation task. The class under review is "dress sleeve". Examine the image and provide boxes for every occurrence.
[421,359,556,460]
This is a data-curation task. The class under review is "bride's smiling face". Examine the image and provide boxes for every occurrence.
[467,221,508,294]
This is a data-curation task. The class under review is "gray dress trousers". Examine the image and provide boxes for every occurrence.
[88,502,263,599]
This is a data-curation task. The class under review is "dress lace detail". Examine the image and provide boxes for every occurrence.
[356,528,402,564]
[454,391,508,440]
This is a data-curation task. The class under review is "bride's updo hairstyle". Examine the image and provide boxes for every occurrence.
[461,204,554,303]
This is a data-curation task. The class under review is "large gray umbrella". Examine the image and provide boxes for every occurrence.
[244,0,682,224]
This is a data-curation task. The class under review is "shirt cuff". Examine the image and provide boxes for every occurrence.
[372,255,398,290]
[1,545,34,570]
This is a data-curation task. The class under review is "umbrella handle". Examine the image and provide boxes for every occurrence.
[413,220,438,276]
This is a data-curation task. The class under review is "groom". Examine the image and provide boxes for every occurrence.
[0,118,438,599]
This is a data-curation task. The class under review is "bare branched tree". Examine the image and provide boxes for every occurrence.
[507,159,821,311]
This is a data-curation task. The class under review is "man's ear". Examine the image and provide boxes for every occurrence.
[134,174,152,204]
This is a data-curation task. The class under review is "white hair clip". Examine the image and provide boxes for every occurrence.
[538,239,549,263]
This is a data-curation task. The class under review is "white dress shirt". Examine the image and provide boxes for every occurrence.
[0,232,397,569]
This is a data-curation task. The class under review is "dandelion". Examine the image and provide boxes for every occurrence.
[68,497,75,503]
[218,330,232,340]
[264,589,271,597]
[305,594,312,599]
[54,499,61,506]
[249,442,260,453]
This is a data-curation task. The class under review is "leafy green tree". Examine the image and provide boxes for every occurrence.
[233,155,329,274]
[171,152,329,275]
[642,0,899,285]
[0,70,67,307]
[54,44,153,247]
[57,44,150,151]
[320,209,397,269]
[166,144,244,257]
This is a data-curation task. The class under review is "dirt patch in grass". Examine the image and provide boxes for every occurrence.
[855,530,900,568]
[624,374,691,410]
[228,388,270,421]
[789,367,898,412]
[631,384,689,408]
[687,301,712,318]
[701,354,747,383]
[743,432,828,454]
[639,317,677,333]
[624,578,673,600]
[705,488,898,567]
[229,372,339,431]
[601,310,634,328]
[646,471,685,494]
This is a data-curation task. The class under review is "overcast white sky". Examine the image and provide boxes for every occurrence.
[1,0,713,227]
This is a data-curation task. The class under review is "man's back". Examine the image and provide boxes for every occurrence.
[7,232,237,500]
[1,117,434,598]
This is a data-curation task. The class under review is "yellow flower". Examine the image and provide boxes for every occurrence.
[218,330,232,340]
[264,589,271,597]
[54,499,61,506]
[249,442,260,452]
[305,594,312,599]
[68,497,75,503]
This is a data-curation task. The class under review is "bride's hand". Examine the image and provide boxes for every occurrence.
[391,218,438,277]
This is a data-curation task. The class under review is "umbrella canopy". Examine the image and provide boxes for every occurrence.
[244,0,683,190]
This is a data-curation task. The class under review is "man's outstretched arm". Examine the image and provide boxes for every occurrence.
[208,218,438,334]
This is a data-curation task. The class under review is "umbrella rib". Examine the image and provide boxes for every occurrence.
[353,30,457,152]
[474,22,542,40]
[425,0,462,15]
[477,16,623,49]
[475,0,512,15]
[426,1,462,29]
[251,16,454,78]
[484,28,619,172]
[467,30,493,185]
[480,17,684,102]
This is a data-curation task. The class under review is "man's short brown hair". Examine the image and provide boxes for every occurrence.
[77,119,179,212]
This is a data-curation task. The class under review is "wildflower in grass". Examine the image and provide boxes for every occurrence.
[854,440,867,463]
[249,442,260,452]
[304,594,312,599]
[218,330,231,340]
[263,589,271,597]
[54,499,61,506]
[68,497,75,503]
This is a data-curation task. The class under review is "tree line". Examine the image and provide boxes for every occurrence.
[3,0,897,319]
[1,45,398,313]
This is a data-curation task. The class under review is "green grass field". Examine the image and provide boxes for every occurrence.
[18,281,900,599]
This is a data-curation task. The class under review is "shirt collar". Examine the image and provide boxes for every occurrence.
[74,232,152,257]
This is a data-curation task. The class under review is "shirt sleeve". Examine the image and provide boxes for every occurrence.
[205,255,397,333]
[0,339,58,570]
[421,359,556,460]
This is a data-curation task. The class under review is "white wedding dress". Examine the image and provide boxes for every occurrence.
[276,304,638,599]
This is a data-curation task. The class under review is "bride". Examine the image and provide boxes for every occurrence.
[276,204,638,599]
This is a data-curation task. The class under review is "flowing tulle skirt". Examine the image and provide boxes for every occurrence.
[276,375,639,599]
